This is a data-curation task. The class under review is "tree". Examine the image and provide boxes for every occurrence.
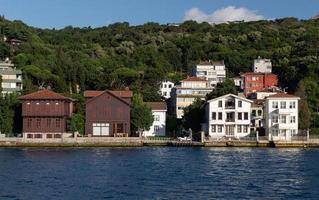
[295,80,311,129]
[68,113,84,135]
[130,93,154,136]
[206,78,237,100]
[182,98,205,133]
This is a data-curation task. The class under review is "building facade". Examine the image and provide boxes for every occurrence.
[172,77,213,119]
[265,93,300,141]
[253,58,272,73]
[240,72,278,96]
[193,60,226,87]
[206,94,252,139]
[160,81,174,99]
[143,102,167,137]
[0,60,22,95]
[85,90,132,137]
[19,90,74,139]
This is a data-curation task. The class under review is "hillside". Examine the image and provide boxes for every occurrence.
[0,16,318,112]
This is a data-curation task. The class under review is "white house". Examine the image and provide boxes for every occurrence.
[253,57,272,73]
[265,93,300,141]
[206,94,253,139]
[160,81,174,99]
[0,59,23,95]
[143,102,167,137]
[193,60,226,87]
[172,76,213,119]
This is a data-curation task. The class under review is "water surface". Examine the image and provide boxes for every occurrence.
[0,147,318,200]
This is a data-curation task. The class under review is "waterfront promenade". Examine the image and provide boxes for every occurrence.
[1,135,319,148]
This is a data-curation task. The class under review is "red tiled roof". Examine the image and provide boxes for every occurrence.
[19,90,72,101]
[180,76,207,82]
[145,102,167,110]
[267,93,298,98]
[84,90,104,98]
[84,90,133,98]
[240,72,277,76]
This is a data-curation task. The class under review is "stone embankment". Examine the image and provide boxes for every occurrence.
[0,137,319,147]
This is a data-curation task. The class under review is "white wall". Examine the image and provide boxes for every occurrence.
[143,110,166,137]
[207,95,252,138]
[265,98,299,141]
[160,81,174,99]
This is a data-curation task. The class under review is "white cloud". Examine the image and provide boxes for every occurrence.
[183,6,265,24]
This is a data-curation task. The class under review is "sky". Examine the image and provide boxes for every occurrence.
[0,0,318,29]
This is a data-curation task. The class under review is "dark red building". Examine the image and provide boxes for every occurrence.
[19,90,74,139]
[240,73,278,96]
[84,90,132,137]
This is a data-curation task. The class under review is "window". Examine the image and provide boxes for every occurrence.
[36,119,41,128]
[218,112,223,120]
[290,116,296,123]
[117,123,124,133]
[212,112,216,120]
[237,100,242,108]
[164,84,167,88]
[47,118,51,128]
[281,115,287,124]
[93,123,110,136]
[272,129,279,136]
[163,92,167,96]
[243,125,248,133]
[218,125,223,133]
[154,115,160,121]
[280,101,286,109]
[237,125,242,133]
[34,134,42,139]
[252,110,256,117]
[291,129,297,135]
[272,101,278,109]
[169,84,172,88]
[218,100,222,107]
[54,134,61,138]
[272,115,279,123]
[238,112,242,120]
[257,110,262,116]
[27,134,33,139]
[154,125,160,132]
[289,101,296,109]
[211,125,216,133]
[27,118,32,128]
[244,112,249,120]
[46,134,52,139]
[56,119,61,128]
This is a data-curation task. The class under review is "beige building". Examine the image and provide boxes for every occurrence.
[172,77,213,119]
[0,59,23,95]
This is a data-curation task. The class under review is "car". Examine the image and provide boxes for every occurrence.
[178,137,192,141]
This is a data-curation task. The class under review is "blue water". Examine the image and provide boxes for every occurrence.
[0,148,319,200]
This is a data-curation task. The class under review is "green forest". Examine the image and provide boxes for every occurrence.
[0,16,318,134]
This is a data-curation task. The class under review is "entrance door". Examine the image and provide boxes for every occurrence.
[92,123,110,136]
[226,125,235,136]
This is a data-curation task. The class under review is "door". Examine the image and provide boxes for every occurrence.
[92,123,110,136]
[226,125,235,136]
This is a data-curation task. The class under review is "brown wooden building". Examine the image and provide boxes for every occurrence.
[84,90,132,137]
[19,89,74,139]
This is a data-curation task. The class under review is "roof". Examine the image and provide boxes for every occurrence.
[85,90,133,106]
[19,90,72,101]
[145,102,167,111]
[267,93,300,99]
[240,72,277,76]
[207,93,253,103]
[84,90,133,98]
[180,76,207,82]
[197,60,224,65]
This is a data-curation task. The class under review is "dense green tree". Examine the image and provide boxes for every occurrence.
[130,93,154,136]
[295,80,311,130]
[68,113,84,135]
[206,78,237,100]
[182,98,205,133]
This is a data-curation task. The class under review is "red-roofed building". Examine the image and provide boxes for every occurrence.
[85,90,132,137]
[19,90,74,139]
[240,72,278,96]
